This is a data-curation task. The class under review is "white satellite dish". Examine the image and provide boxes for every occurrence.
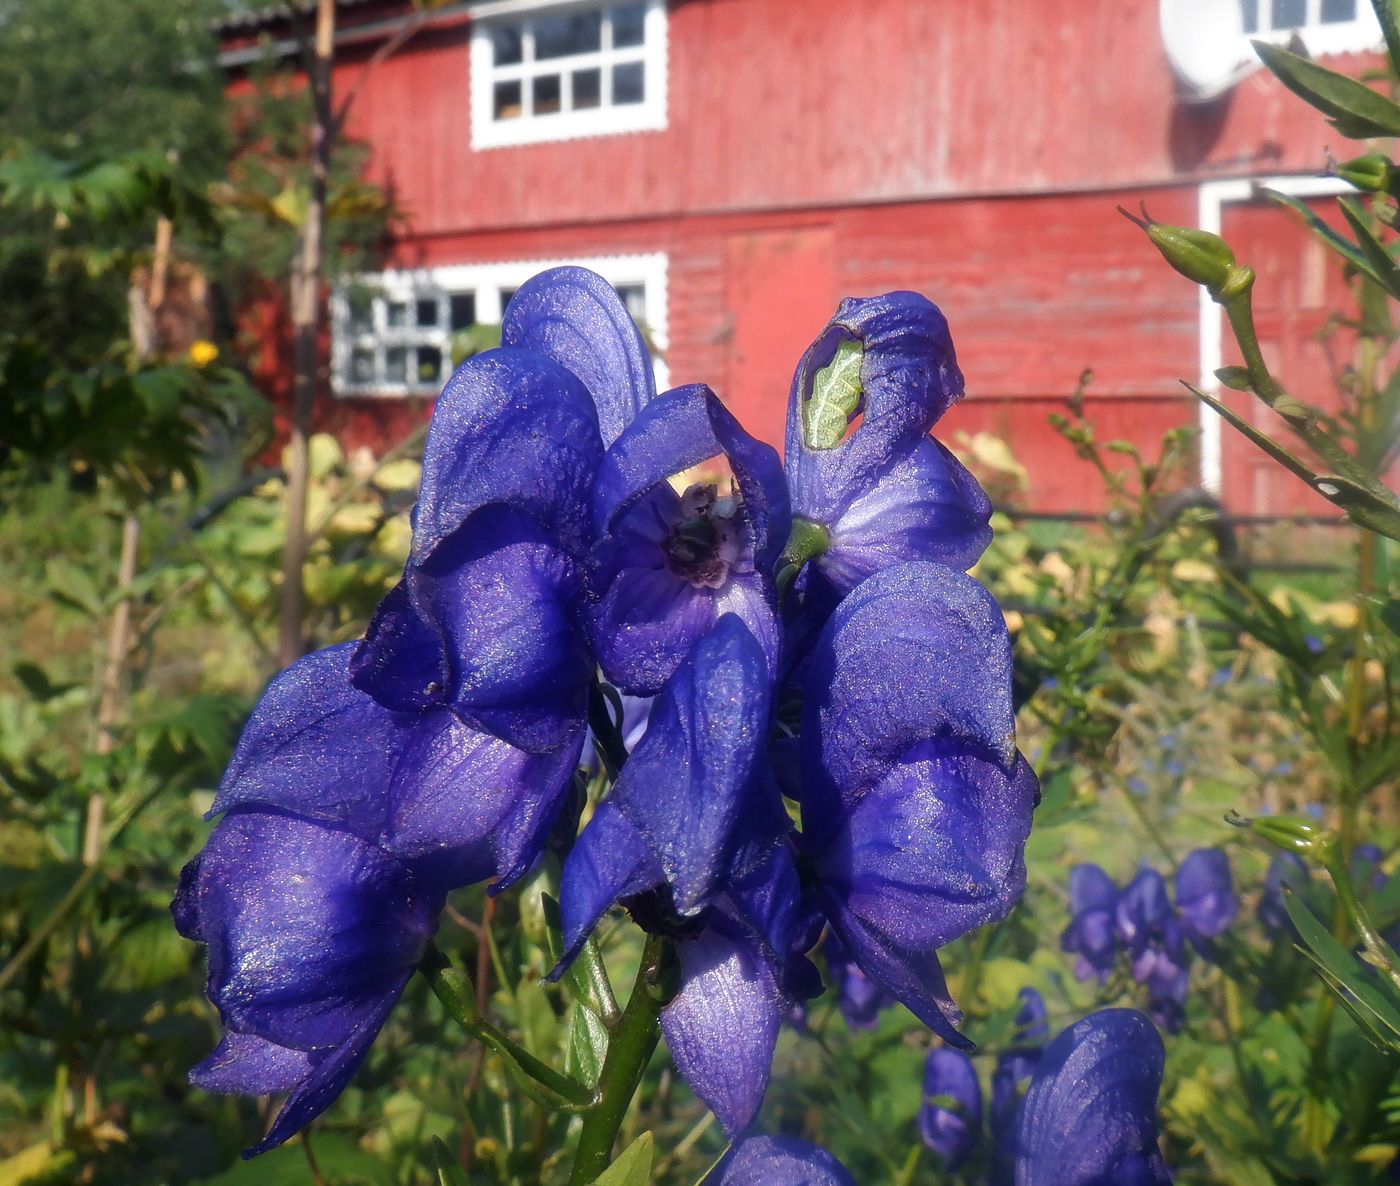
[1160,0,1259,101]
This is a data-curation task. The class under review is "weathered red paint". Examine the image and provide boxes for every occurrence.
[222,0,1382,515]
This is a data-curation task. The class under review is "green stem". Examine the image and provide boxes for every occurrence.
[420,944,592,1107]
[568,936,668,1185]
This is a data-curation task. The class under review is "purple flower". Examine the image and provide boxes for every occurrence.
[1014,1009,1173,1185]
[920,1048,982,1169]
[1258,851,1309,933]
[1060,865,1119,982]
[798,562,1038,1047]
[711,1135,856,1186]
[822,931,891,1029]
[782,294,992,646]
[1174,848,1237,948]
[990,988,1051,1186]
[587,383,790,695]
[556,617,815,1135]
[172,811,445,1156]
[1116,870,1189,1032]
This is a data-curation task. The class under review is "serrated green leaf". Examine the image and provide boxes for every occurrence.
[592,1132,653,1186]
[1254,40,1400,137]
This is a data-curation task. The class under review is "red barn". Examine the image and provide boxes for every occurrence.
[217,0,1386,515]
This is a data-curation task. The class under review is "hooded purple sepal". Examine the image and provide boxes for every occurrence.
[1061,864,1120,983]
[173,811,443,1157]
[920,1047,982,1170]
[352,505,592,753]
[711,1135,857,1186]
[209,643,413,839]
[501,265,655,448]
[1175,848,1238,947]
[1014,1009,1173,1186]
[587,384,787,694]
[412,346,602,563]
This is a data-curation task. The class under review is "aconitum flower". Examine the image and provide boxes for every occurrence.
[1014,1009,1173,1185]
[1174,848,1237,950]
[920,1048,982,1169]
[1116,870,1189,1032]
[1060,864,1119,982]
[782,294,992,648]
[798,562,1039,1046]
[712,1136,856,1186]
[172,811,445,1156]
[990,988,1050,1186]
[557,617,814,1134]
[822,932,891,1029]
[587,383,790,694]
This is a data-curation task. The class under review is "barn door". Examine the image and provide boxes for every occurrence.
[1217,193,1355,517]
[722,227,836,448]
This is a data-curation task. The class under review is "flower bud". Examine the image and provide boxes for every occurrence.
[1335,153,1396,193]
[1229,808,1323,855]
[1121,206,1254,302]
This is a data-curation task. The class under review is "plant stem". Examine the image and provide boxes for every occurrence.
[567,936,667,1185]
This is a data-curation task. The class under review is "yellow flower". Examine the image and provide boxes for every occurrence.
[189,340,219,367]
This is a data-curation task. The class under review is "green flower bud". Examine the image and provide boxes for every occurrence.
[1335,153,1396,193]
[1121,206,1255,303]
[1229,808,1324,855]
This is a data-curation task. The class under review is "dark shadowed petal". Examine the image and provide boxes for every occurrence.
[555,800,662,967]
[822,898,970,1049]
[801,562,1018,820]
[384,713,585,891]
[413,347,602,562]
[350,582,446,714]
[589,562,720,697]
[1069,865,1118,915]
[783,292,965,522]
[189,1030,314,1096]
[815,437,992,595]
[210,643,412,839]
[591,384,789,569]
[724,843,823,1000]
[190,812,440,1052]
[920,1047,982,1170]
[818,742,1036,947]
[606,616,778,912]
[661,920,784,1136]
[1015,1009,1173,1186]
[356,506,591,753]
[501,265,655,447]
[712,1135,857,1186]
[1175,848,1238,942]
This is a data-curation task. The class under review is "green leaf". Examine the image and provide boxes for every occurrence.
[802,337,864,450]
[1375,0,1400,73]
[1254,40,1400,137]
[430,1138,469,1186]
[44,557,102,618]
[11,662,79,703]
[542,893,620,1023]
[1379,598,1400,638]
[1337,196,1400,300]
[564,1001,610,1090]
[199,1134,389,1184]
[1261,187,1383,286]
[592,1132,653,1186]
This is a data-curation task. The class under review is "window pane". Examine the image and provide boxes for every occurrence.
[614,283,646,322]
[494,79,523,120]
[533,73,563,115]
[1271,0,1306,27]
[1320,0,1356,20]
[351,346,375,383]
[416,298,439,328]
[385,346,408,384]
[612,3,646,48]
[1239,0,1259,32]
[348,294,373,333]
[534,10,602,58]
[417,346,443,385]
[573,67,602,110]
[491,22,523,64]
[613,61,645,105]
[386,300,407,328]
[501,288,518,314]
[449,293,477,331]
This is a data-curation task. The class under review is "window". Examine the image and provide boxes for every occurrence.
[1240,0,1380,53]
[470,0,667,148]
[331,253,669,398]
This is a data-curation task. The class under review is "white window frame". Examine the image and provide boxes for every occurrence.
[1242,0,1381,55]
[331,252,669,399]
[468,0,668,150]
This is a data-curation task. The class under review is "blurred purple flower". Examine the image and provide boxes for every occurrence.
[822,931,891,1029]
[712,1135,856,1186]
[1116,870,1189,1032]
[1258,851,1309,933]
[1060,864,1119,982]
[920,1048,982,1170]
[1174,848,1237,951]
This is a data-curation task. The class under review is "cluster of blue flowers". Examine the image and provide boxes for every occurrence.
[1060,849,1237,1030]
[169,265,1174,1178]
[919,1000,1172,1185]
